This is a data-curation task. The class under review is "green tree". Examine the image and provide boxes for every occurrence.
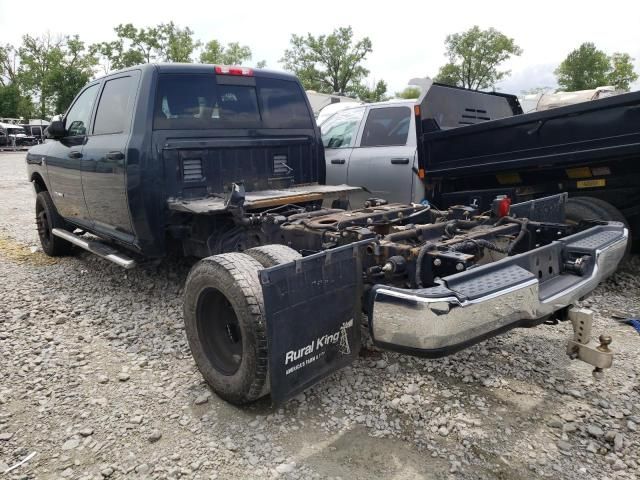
[555,43,610,91]
[49,36,97,114]
[93,22,200,72]
[0,44,19,86]
[91,39,144,73]
[157,22,201,62]
[434,26,522,90]
[18,34,64,118]
[281,26,372,94]
[395,86,421,99]
[0,83,21,117]
[113,23,159,63]
[352,79,388,102]
[19,34,96,118]
[199,40,253,65]
[607,52,638,91]
[0,44,34,119]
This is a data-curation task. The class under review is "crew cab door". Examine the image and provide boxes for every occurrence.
[45,83,99,223]
[346,106,416,206]
[322,107,366,186]
[81,72,140,242]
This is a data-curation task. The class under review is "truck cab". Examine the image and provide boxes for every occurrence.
[27,63,329,258]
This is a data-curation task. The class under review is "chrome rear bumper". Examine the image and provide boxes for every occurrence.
[369,224,627,356]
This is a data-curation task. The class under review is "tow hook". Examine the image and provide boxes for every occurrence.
[566,307,613,378]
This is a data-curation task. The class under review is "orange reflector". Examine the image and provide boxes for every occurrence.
[418,168,425,179]
[566,167,592,179]
[577,179,606,189]
[414,105,421,116]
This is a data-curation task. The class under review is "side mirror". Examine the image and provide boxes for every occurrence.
[45,120,65,139]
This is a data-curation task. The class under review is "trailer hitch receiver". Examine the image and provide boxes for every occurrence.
[566,307,614,378]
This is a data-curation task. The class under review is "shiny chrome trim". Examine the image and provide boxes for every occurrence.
[371,227,627,353]
[52,228,136,269]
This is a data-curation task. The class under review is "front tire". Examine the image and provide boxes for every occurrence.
[35,191,73,256]
[183,253,269,405]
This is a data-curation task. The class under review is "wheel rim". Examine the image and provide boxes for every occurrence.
[36,208,52,249]
[196,287,243,375]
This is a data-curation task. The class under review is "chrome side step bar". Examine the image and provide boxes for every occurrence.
[51,228,136,269]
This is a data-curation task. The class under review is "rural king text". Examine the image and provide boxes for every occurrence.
[284,319,353,366]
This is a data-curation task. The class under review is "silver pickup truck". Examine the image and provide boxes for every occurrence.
[322,83,523,208]
[323,99,423,207]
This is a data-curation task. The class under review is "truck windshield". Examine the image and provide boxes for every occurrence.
[154,74,312,130]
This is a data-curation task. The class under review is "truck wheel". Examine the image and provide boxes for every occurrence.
[245,244,301,267]
[183,253,269,405]
[566,196,631,255]
[35,191,73,256]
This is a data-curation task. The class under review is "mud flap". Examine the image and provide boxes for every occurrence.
[258,241,368,404]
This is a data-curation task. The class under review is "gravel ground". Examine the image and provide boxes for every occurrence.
[0,151,639,480]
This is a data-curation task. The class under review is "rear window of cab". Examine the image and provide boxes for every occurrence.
[154,74,313,130]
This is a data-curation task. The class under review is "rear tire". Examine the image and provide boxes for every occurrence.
[35,191,73,257]
[566,196,631,256]
[183,253,269,405]
[245,244,301,268]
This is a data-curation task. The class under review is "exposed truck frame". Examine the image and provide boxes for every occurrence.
[184,192,627,404]
[25,64,628,405]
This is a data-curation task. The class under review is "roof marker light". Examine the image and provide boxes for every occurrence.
[215,65,254,76]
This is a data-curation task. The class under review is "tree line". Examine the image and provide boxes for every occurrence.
[422,27,637,97]
[0,23,638,120]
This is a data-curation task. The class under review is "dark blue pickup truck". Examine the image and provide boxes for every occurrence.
[26,63,628,405]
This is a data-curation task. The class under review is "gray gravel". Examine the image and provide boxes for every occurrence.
[1,152,639,479]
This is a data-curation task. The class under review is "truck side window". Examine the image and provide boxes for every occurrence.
[65,84,99,137]
[360,107,411,147]
[93,76,138,135]
[321,107,365,149]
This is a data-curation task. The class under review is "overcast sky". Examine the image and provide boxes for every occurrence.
[1,0,639,94]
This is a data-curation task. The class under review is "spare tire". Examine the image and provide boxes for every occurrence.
[183,252,269,405]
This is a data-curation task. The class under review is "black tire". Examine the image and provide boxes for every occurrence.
[183,253,269,405]
[35,191,73,256]
[566,196,631,256]
[244,244,301,268]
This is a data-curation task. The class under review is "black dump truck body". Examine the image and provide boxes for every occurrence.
[26,65,628,405]
[414,84,640,237]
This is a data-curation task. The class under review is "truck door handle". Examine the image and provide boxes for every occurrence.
[391,158,410,164]
[106,151,125,160]
[68,151,83,159]
[331,158,346,165]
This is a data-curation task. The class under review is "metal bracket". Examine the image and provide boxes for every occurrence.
[566,307,613,378]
